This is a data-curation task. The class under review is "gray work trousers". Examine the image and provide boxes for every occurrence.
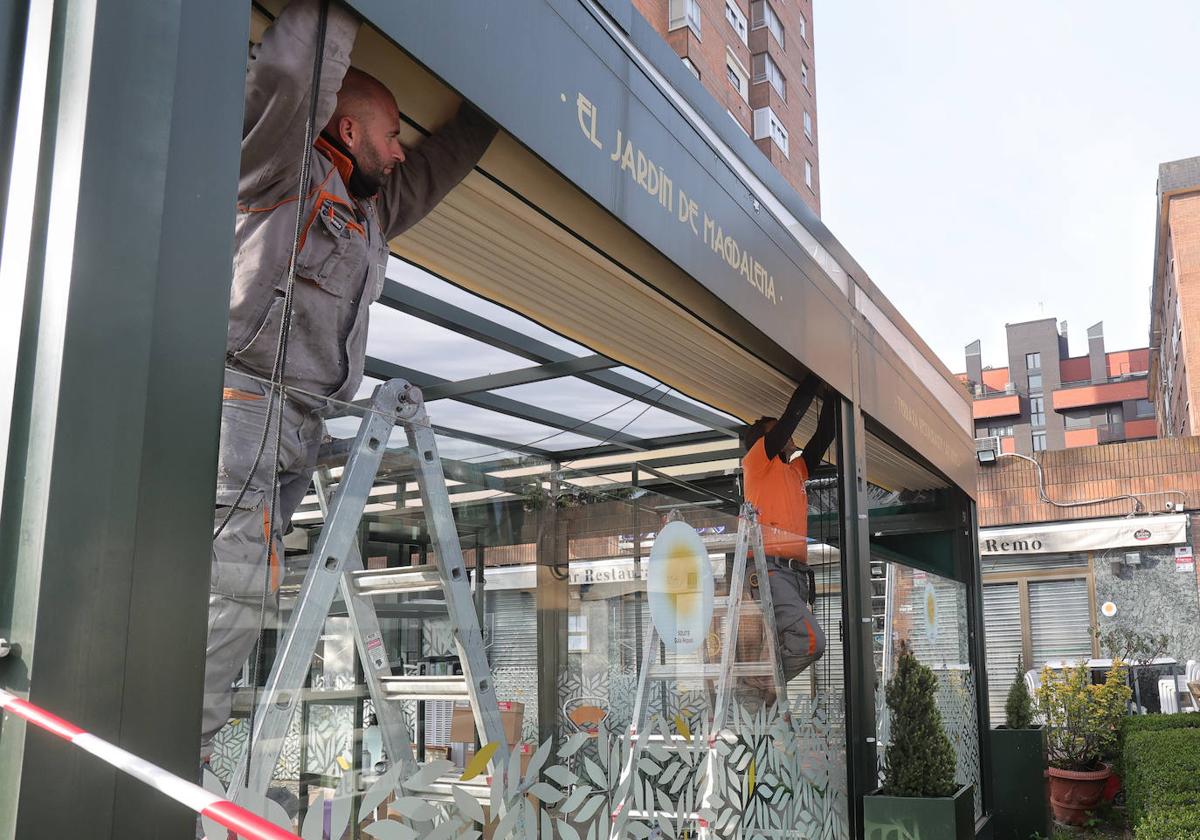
[739,559,827,683]
[200,371,324,758]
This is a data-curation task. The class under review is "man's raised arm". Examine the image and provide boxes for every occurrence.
[377,103,498,239]
[242,0,359,198]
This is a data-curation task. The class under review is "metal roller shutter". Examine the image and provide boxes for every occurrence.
[487,590,538,668]
[982,583,1022,725]
[1029,578,1092,668]
[812,593,844,701]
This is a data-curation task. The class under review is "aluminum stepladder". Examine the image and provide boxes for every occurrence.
[608,505,790,840]
[229,378,510,807]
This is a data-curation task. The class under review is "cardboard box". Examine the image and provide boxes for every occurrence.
[450,701,523,745]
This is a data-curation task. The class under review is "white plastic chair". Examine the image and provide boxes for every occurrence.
[1159,677,1181,714]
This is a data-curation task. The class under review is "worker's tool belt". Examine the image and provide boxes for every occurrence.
[765,556,817,607]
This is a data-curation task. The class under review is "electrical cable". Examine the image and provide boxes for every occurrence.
[996,452,1189,516]
[216,0,331,791]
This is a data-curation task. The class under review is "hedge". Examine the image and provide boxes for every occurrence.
[1122,712,1200,737]
[1135,806,1200,840]
[1124,727,1200,838]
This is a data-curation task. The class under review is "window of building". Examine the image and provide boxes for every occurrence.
[726,52,749,100]
[567,613,589,652]
[1106,406,1124,426]
[750,0,785,48]
[978,424,1013,438]
[803,110,813,139]
[1027,373,1042,393]
[1063,410,1092,430]
[669,0,702,38]
[1032,431,1047,452]
[1025,352,1041,371]
[681,55,700,79]
[1030,396,1045,427]
[801,60,809,89]
[751,52,786,100]
[752,106,788,157]
[798,9,808,42]
[1133,399,1153,418]
[804,158,813,188]
[725,0,748,44]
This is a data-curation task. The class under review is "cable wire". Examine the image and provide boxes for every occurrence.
[218,0,331,791]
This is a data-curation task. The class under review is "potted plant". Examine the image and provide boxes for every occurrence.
[988,657,1050,840]
[863,648,974,840]
[1035,662,1131,826]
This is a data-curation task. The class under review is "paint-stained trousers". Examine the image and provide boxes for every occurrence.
[200,371,324,759]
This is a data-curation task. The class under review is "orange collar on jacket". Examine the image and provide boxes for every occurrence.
[314,135,356,188]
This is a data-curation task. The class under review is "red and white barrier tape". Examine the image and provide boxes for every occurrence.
[0,689,300,840]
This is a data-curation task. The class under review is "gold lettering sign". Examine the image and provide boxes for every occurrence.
[569,91,777,305]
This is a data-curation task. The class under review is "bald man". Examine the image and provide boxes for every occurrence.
[203,0,496,761]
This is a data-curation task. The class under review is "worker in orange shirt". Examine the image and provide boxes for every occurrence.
[739,374,837,690]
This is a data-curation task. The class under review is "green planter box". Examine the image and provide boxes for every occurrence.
[989,725,1049,840]
[863,783,974,840]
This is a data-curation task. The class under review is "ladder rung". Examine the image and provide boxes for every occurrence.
[317,441,418,472]
[646,662,776,680]
[713,596,762,615]
[381,675,469,701]
[352,565,444,596]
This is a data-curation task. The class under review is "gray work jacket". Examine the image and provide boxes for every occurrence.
[228,0,496,412]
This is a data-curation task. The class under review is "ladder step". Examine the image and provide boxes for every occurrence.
[646,662,776,680]
[352,564,445,596]
[713,596,763,615]
[317,441,418,473]
[381,675,470,701]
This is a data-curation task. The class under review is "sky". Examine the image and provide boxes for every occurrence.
[814,1,1200,373]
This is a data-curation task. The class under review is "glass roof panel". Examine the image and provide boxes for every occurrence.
[367,304,534,381]
[389,259,590,356]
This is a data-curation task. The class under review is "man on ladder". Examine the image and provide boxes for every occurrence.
[203,0,496,765]
[737,374,837,704]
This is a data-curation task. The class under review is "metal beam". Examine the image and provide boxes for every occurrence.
[419,354,616,400]
[381,279,740,437]
[0,2,247,838]
[431,424,552,459]
[365,356,648,451]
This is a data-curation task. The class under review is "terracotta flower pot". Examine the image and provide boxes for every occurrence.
[1046,764,1112,825]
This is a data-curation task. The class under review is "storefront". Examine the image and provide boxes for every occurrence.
[979,513,1198,720]
[0,1,986,838]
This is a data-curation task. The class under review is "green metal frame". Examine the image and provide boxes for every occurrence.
[0,1,248,838]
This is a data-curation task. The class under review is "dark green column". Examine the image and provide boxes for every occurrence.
[840,389,880,837]
[0,1,248,838]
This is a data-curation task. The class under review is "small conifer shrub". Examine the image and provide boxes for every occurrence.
[1005,656,1034,730]
[881,648,958,797]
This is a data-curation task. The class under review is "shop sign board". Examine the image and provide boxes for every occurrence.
[1176,545,1194,573]
[347,0,976,494]
[980,514,1189,555]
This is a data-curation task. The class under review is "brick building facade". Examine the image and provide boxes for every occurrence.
[977,435,1200,527]
[630,0,820,213]
[959,317,1156,456]
[1149,155,1200,437]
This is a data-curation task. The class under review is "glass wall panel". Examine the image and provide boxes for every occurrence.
[867,426,983,824]
[202,386,851,839]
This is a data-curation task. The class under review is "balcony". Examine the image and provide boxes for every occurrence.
[1064,419,1158,448]
[973,393,1021,420]
[1051,374,1149,411]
